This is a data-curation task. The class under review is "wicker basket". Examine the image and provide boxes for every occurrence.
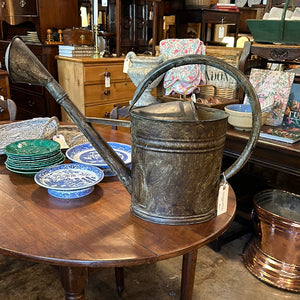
[185,0,211,7]
[159,84,238,110]
[183,84,239,109]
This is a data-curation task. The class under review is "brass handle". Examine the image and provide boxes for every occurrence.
[1,1,6,8]
[19,0,26,8]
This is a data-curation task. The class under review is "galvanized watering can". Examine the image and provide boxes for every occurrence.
[5,37,261,225]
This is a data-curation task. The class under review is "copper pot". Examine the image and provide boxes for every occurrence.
[243,189,300,292]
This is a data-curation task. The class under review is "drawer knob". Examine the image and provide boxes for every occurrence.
[104,89,110,96]
[19,0,26,8]
[1,1,5,8]
[28,99,35,107]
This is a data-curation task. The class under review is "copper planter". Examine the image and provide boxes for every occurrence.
[243,189,300,292]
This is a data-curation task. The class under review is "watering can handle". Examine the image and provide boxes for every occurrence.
[129,54,262,180]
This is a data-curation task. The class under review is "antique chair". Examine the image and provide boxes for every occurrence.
[109,104,130,131]
[0,96,17,121]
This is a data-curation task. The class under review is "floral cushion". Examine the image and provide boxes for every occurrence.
[159,39,206,95]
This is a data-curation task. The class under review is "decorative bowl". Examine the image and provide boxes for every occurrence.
[34,163,104,199]
[224,104,269,131]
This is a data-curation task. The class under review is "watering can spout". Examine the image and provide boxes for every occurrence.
[5,36,133,193]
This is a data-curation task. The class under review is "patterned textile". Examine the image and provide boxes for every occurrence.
[159,39,206,95]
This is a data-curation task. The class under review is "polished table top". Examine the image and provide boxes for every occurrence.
[0,126,236,269]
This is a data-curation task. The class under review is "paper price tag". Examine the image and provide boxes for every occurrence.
[218,26,225,39]
[217,182,229,216]
[123,58,132,73]
[102,0,108,7]
[105,75,110,88]
[53,134,69,149]
[191,94,196,103]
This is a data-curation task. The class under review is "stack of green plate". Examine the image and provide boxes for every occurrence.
[4,139,65,175]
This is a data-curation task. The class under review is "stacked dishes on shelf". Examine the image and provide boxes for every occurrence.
[66,142,131,176]
[4,139,65,175]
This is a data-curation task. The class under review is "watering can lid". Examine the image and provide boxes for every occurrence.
[131,101,200,121]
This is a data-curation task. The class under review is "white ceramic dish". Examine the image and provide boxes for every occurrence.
[225,104,269,131]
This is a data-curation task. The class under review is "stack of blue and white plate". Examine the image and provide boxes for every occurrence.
[66,142,131,176]
[4,139,65,175]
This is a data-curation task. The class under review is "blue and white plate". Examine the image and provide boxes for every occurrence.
[34,163,104,199]
[66,142,131,168]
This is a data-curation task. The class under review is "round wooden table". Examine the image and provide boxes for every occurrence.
[0,127,236,300]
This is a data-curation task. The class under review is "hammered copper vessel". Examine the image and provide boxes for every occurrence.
[5,36,262,225]
[243,189,300,292]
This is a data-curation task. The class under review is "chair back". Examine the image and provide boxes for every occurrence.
[110,104,130,131]
[0,96,17,121]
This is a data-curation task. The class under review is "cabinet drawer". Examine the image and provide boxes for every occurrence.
[84,65,131,83]
[1,0,38,18]
[85,81,136,105]
[85,101,129,118]
[11,89,46,116]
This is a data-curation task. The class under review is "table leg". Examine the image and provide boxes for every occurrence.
[60,266,89,300]
[180,249,198,300]
[115,266,124,297]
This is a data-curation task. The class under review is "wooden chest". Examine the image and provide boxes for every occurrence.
[56,56,136,123]
[62,29,93,46]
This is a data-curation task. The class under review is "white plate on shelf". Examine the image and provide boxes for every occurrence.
[66,142,131,168]
[235,0,247,7]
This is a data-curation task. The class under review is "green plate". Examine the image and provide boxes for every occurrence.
[5,157,65,174]
[6,152,65,166]
[6,153,65,169]
[4,139,60,157]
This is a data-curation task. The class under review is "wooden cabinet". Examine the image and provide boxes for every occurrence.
[0,0,80,120]
[0,0,79,43]
[0,40,62,120]
[238,41,300,84]
[175,8,240,46]
[56,56,136,122]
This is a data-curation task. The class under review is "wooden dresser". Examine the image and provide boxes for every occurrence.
[56,56,136,122]
[0,41,62,120]
[0,0,80,120]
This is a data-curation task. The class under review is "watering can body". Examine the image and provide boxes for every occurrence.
[130,101,228,224]
[5,37,262,225]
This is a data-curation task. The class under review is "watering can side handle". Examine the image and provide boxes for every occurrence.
[130,54,261,180]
